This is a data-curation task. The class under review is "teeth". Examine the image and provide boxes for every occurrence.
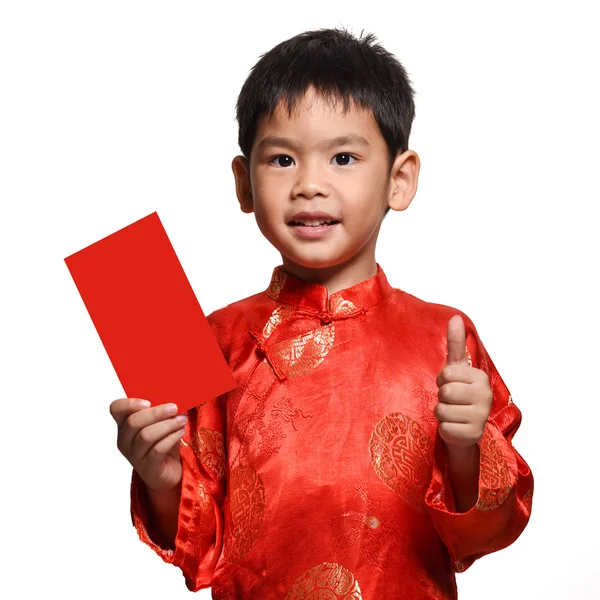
[292,219,336,226]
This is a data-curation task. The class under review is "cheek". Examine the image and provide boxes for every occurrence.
[253,201,282,238]
[253,182,282,219]
[253,209,272,235]
[345,199,383,231]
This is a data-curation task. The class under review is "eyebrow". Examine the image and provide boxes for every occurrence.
[257,133,371,152]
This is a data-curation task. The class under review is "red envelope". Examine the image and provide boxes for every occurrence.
[64,211,237,414]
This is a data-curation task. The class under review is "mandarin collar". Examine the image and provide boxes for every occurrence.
[265,263,394,315]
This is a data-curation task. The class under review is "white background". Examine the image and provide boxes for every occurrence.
[2,1,599,598]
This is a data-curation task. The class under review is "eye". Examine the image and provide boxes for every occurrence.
[269,155,294,168]
[333,153,357,166]
[268,153,358,168]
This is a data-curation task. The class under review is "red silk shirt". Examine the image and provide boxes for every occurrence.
[130,263,533,598]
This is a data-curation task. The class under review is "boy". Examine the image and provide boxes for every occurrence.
[110,27,533,598]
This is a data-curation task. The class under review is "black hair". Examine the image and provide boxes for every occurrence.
[234,26,416,217]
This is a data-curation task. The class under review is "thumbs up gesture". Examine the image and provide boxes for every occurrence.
[434,315,493,448]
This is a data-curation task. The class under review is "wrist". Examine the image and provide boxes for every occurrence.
[147,480,182,511]
[443,440,479,459]
[145,481,182,549]
[443,441,480,513]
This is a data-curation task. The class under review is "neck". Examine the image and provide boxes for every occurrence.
[280,253,378,296]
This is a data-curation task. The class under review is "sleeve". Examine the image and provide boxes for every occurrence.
[424,314,534,573]
[129,310,230,591]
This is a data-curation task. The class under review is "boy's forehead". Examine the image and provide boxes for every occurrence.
[271,88,368,121]
[258,89,379,143]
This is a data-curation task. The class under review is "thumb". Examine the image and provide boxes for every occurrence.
[446,314,468,366]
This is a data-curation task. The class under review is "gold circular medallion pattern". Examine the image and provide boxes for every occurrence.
[272,324,335,379]
[223,465,266,562]
[475,425,513,511]
[192,428,227,481]
[263,304,296,339]
[285,562,362,599]
[369,412,433,511]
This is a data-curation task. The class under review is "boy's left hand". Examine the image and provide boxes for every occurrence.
[434,315,493,448]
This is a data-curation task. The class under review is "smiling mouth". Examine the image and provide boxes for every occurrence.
[288,220,340,227]
[286,221,340,238]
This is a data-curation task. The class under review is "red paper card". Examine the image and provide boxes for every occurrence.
[64,211,237,414]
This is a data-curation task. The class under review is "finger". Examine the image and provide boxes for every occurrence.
[118,402,180,456]
[142,426,186,468]
[436,364,475,388]
[434,401,474,423]
[446,315,469,366]
[130,415,187,465]
[109,397,151,428]
[437,381,474,405]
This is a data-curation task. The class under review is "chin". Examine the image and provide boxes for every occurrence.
[283,251,351,270]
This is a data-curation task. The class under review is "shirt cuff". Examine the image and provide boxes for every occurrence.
[426,420,517,516]
[129,441,226,591]
[424,420,519,571]
[130,468,176,563]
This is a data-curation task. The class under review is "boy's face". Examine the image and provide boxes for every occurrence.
[232,86,418,277]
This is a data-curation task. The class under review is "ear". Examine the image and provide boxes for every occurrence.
[231,155,254,214]
[387,150,420,212]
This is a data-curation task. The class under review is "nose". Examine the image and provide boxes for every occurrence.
[291,160,329,199]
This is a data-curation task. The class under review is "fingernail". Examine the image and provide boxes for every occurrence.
[175,414,187,424]
[138,400,151,408]
[165,403,178,415]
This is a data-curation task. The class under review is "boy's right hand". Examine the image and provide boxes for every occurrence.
[109,398,188,493]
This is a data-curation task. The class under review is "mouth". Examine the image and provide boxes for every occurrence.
[287,219,340,228]
[286,219,341,238]
[286,211,341,237]
[287,211,340,228]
